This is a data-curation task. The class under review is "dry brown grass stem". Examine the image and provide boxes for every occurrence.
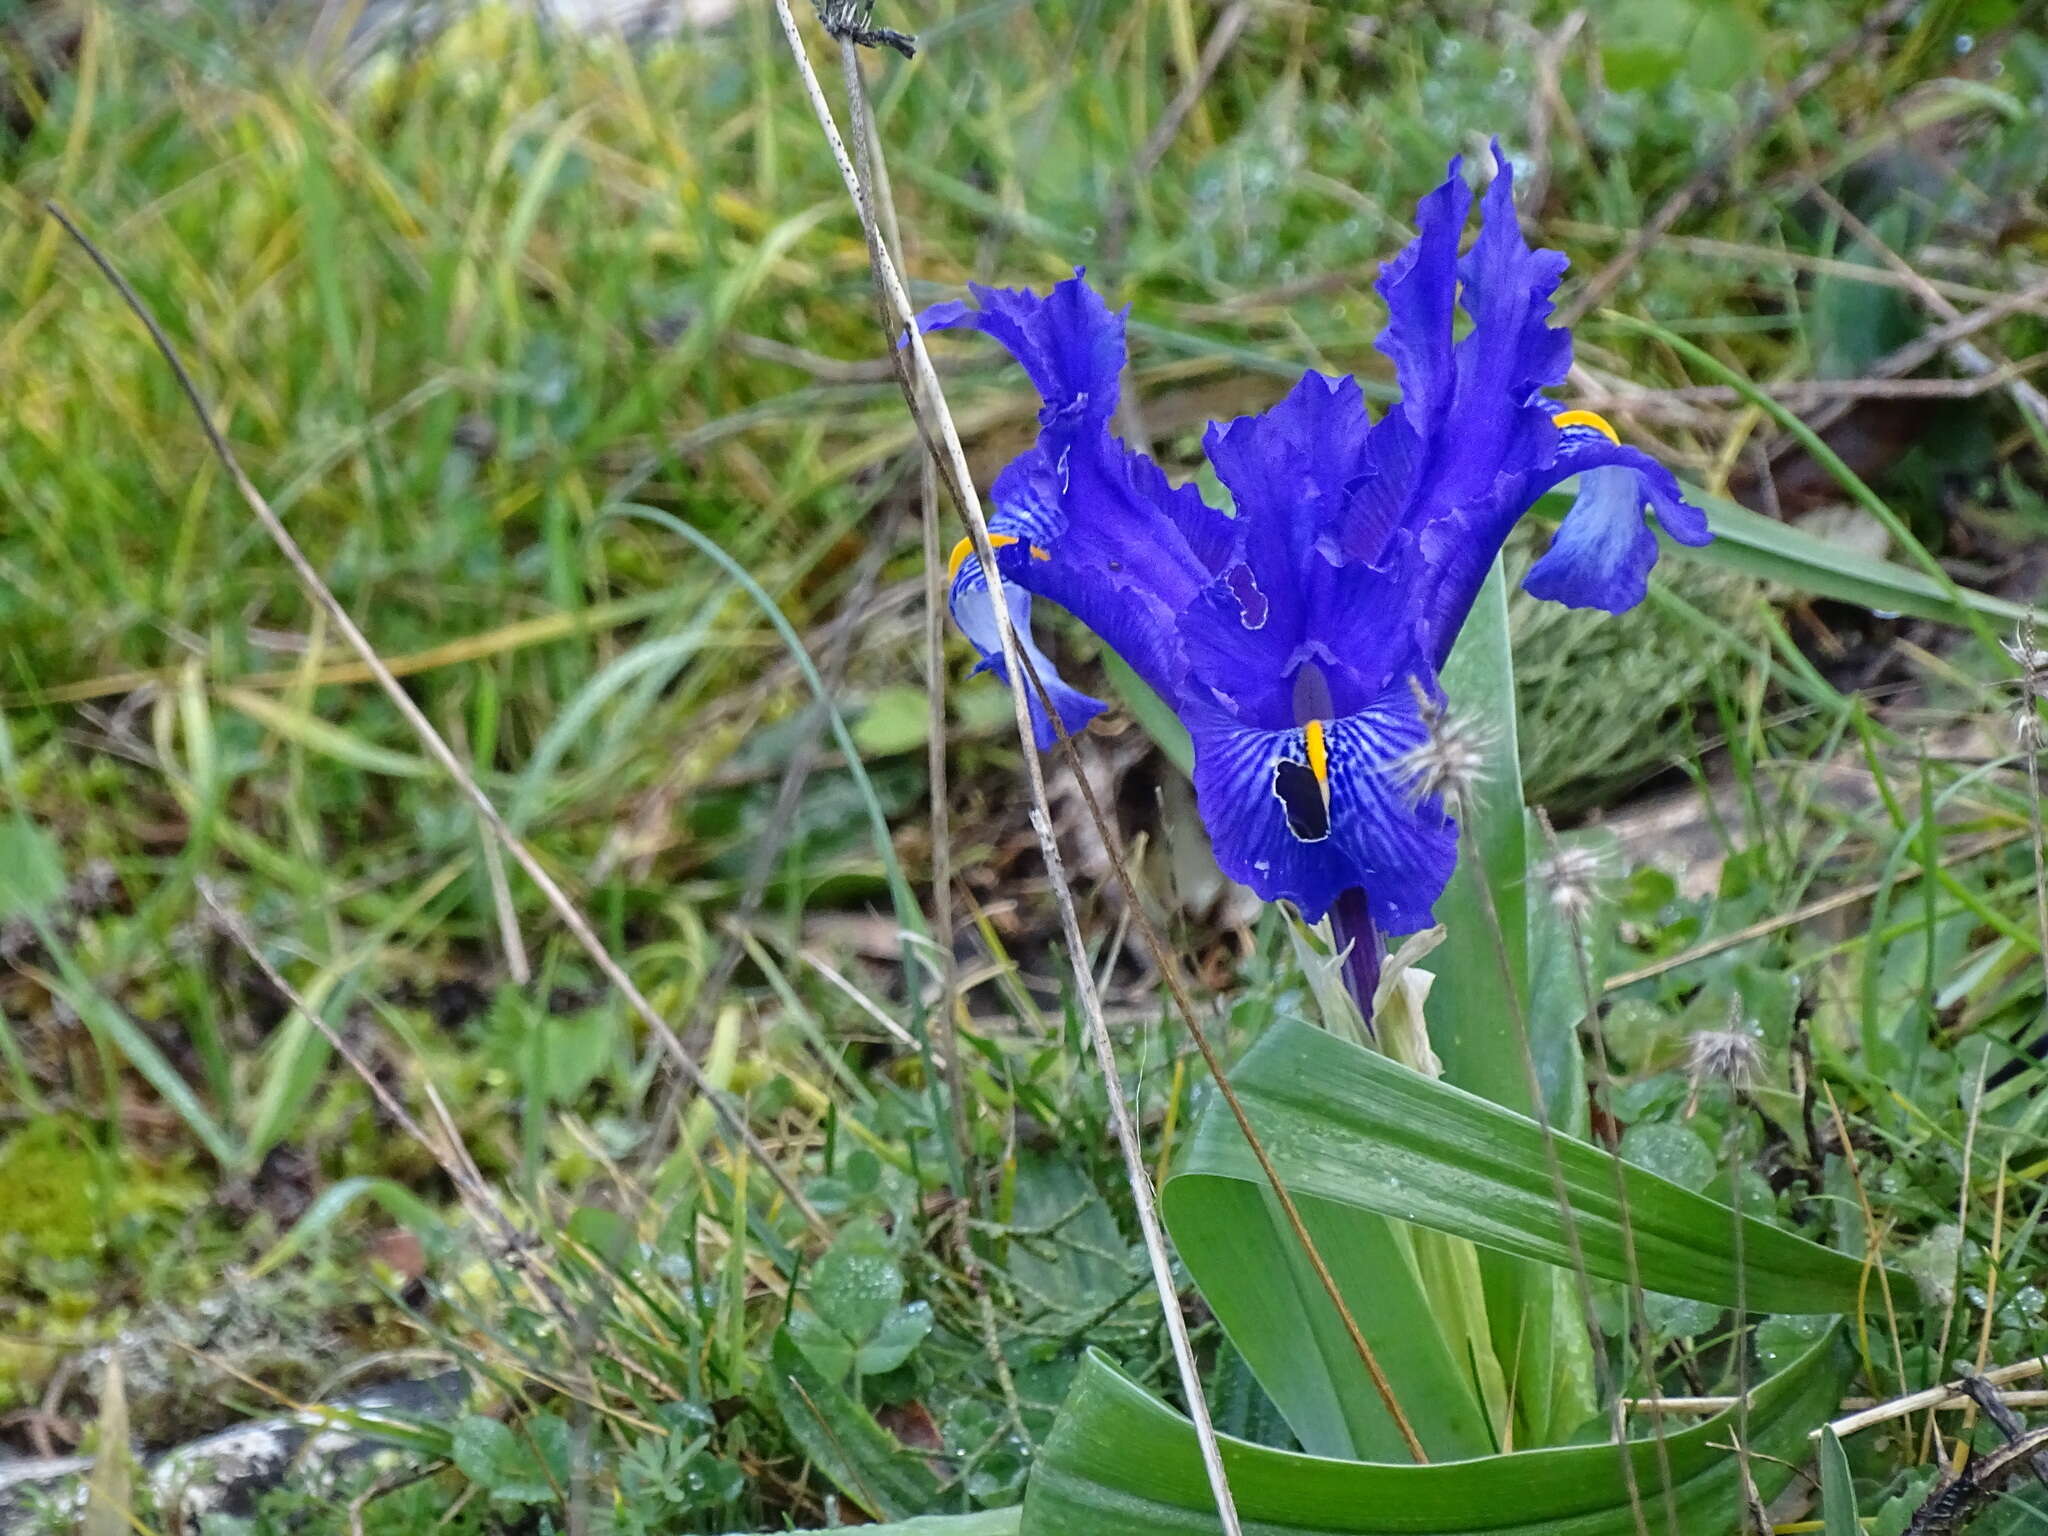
[803,7,1431,1474]
[767,13,1243,1526]
[45,201,829,1238]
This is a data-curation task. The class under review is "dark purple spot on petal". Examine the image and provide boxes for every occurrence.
[1272,759,1330,842]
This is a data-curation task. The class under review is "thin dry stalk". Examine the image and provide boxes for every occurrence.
[817,10,1429,1468]
[638,501,904,1178]
[1826,1356,2048,1440]
[1800,183,2048,441]
[1103,0,1254,257]
[197,879,502,1223]
[836,44,972,1182]
[46,202,828,1238]
[1450,809,1652,1532]
[1922,1052,1991,1462]
[769,13,1241,1525]
[1536,811,1681,1535]
[1822,1082,1912,1408]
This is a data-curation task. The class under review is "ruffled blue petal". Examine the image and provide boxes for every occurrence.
[924,276,1232,715]
[1374,161,1469,437]
[1204,371,1374,534]
[917,269,1123,438]
[1186,691,1456,931]
[1443,145,1572,498]
[1521,428,1712,614]
[1346,146,1576,635]
[948,555,1105,749]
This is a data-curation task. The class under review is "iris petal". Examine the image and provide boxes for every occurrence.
[1187,696,1457,932]
[916,269,1123,439]
[1521,430,1712,614]
[921,281,1232,706]
[1375,161,1469,435]
[948,557,1105,749]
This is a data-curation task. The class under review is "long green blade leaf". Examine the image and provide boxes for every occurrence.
[768,1329,941,1522]
[1171,1018,1882,1314]
[1020,1331,1847,1534]
[1819,1427,1858,1536]
[1682,493,2035,628]
[1167,1176,1497,1463]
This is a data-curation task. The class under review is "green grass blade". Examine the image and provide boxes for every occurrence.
[1604,311,2014,651]
[1020,1331,1848,1533]
[606,505,925,940]
[767,1328,941,1522]
[250,1175,446,1277]
[1171,1018,1882,1315]
[35,926,242,1169]
[1819,1427,1858,1536]
[1679,492,2037,629]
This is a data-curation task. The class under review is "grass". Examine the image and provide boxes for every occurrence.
[6,0,2048,1529]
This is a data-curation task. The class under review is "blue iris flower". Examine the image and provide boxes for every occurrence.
[924,147,1710,937]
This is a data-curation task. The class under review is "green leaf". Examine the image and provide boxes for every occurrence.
[1684,3,1762,90]
[1170,1018,1883,1315]
[855,685,934,758]
[1019,1331,1848,1534]
[1430,560,1530,1113]
[768,1329,940,1522]
[451,1413,570,1504]
[1165,1172,1498,1462]
[1428,560,1590,1445]
[754,1514,1020,1536]
[1619,1122,1715,1192]
[1678,492,2035,628]
[810,1215,905,1343]
[1820,1427,1859,1536]
[787,1308,857,1383]
[249,1176,444,1277]
[1102,650,1192,775]
[856,1301,935,1375]
[219,687,431,779]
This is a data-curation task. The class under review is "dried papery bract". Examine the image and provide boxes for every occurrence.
[1533,838,1608,926]
[1684,1014,1764,1116]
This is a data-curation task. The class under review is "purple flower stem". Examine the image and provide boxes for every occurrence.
[1330,886,1382,1035]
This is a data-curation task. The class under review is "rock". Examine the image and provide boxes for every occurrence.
[0,1373,468,1534]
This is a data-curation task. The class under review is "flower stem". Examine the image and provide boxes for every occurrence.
[1330,887,1383,1033]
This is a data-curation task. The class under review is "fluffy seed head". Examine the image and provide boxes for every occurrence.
[1685,1007,1763,1111]
[1398,679,1492,811]
[1534,841,1608,923]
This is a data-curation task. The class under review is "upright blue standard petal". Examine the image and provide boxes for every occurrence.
[924,148,1708,952]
